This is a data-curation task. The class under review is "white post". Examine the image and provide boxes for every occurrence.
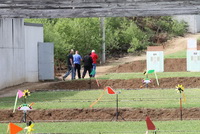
[100,17,106,64]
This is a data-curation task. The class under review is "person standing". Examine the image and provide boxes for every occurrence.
[63,49,75,81]
[82,53,93,78]
[73,50,82,79]
[90,50,98,77]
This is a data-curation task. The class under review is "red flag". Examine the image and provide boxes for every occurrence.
[145,116,156,130]
[107,87,116,94]
[9,123,23,134]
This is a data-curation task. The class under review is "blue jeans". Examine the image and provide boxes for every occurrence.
[92,63,96,77]
[63,65,75,80]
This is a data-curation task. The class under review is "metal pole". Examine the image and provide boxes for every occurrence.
[100,17,106,64]
[90,78,91,89]
[24,111,27,123]
[146,74,148,88]
[180,96,182,121]
[116,94,119,121]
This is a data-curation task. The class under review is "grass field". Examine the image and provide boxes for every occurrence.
[165,50,186,59]
[98,72,200,80]
[0,88,200,109]
[1,120,200,133]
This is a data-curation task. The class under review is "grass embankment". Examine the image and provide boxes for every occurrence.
[0,88,200,109]
[164,50,186,59]
[98,72,200,80]
[1,120,200,133]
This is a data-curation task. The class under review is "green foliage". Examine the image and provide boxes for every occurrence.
[141,16,187,36]
[25,18,101,64]
[25,16,187,62]
[122,22,150,52]
[105,17,128,54]
[171,20,188,36]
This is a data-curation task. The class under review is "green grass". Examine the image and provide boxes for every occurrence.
[1,88,200,109]
[165,50,186,59]
[1,120,200,133]
[98,72,200,79]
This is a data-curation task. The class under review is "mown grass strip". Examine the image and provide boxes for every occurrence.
[98,72,200,79]
[0,88,200,109]
[165,50,186,59]
[1,120,200,133]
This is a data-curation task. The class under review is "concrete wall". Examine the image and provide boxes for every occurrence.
[25,23,43,82]
[0,18,25,89]
[173,15,200,33]
[0,19,43,90]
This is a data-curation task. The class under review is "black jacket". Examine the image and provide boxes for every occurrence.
[82,55,93,67]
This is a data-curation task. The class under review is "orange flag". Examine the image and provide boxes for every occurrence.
[107,86,116,94]
[145,116,156,130]
[9,123,23,134]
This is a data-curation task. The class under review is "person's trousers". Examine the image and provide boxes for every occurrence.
[92,63,97,77]
[63,65,75,80]
[82,66,92,78]
[74,64,81,79]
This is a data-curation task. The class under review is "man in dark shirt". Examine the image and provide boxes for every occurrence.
[82,53,93,78]
[63,49,75,80]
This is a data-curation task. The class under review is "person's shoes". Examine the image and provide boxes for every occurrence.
[62,77,65,81]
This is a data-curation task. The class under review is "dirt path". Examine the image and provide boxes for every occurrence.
[0,33,200,98]
[164,33,200,54]
[96,33,200,75]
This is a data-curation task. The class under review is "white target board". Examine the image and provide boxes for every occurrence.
[147,51,164,72]
[187,39,197,50]
[187,51,200,72]
[187,38,200,72]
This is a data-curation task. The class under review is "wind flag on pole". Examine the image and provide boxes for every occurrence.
[147,70,155,74]
[145,70,159,86]
[145,116,156,134]
[90,87,117,108]
[18,90,24,98]
[7,123,23,134]
[106,86,116,94]
[13,90,24,113]
[89,88,106,108]
[146,116,156,130]
[90,70,96,76]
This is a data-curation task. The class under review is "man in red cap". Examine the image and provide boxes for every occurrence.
[90,50,98,77]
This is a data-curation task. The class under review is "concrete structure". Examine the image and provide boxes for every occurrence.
[174,15,200,33]
[1,0,200,18]
[0,19,25,89]
[25,23,44,82]
[147,46,164,72]
[0,19,43,90]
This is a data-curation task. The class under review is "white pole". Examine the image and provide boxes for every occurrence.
[154,71,159,86]
[13,92,18,113]
[100,17,106,64]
